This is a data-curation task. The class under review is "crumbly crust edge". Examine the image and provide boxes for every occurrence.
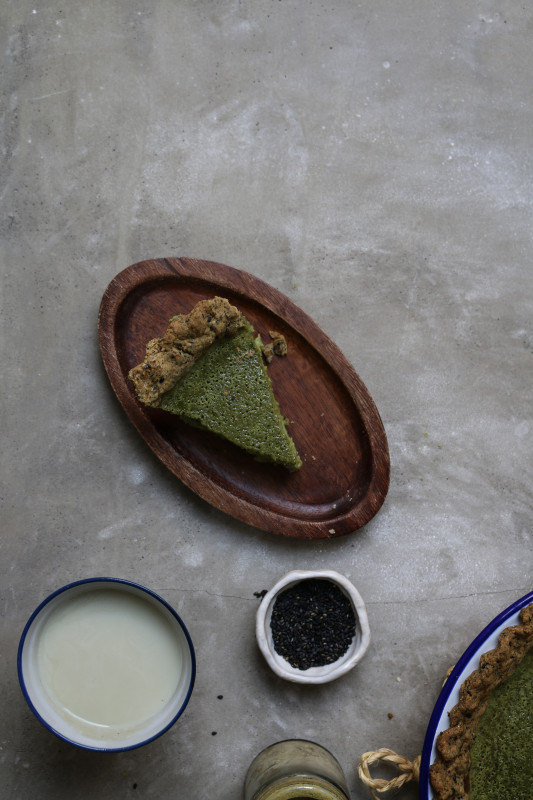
[128,296,245,406]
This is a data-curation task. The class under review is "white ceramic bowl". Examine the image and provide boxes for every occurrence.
[18,578,196,751]
[256,569,370,684]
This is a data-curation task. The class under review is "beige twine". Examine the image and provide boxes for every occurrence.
[358,666,453,797]
[358,748,421,799]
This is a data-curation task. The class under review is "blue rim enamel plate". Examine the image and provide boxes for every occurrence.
[420,590,533,799]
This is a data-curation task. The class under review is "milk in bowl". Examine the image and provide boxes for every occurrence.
[18,578,195,750]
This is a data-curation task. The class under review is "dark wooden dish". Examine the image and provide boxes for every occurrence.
[98,258,390,538]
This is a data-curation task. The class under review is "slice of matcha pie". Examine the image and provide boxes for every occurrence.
[128,296,302,471]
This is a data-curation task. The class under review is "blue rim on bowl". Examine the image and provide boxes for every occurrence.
[17,577,196,752]
[419,589,533,799]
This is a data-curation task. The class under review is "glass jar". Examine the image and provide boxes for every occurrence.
[244,740,351,800]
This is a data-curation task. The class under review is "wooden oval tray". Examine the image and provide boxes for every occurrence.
[98,258,390,538]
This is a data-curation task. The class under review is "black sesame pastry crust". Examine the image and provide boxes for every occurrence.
[429,602,533,800]
[128,297,245,406]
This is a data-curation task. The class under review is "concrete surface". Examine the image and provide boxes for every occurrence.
[2,1,532,798]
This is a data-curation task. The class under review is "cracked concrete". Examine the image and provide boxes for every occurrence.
[2,1,532,799]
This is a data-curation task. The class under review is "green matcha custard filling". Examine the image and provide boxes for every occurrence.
[160,320,302,471]
[469,647,533,800]
[128,297,301,471]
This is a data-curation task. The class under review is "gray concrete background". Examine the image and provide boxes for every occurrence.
[2,1,532,798]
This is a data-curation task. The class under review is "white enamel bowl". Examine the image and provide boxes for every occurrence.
[256,569,371,684]
[18,578,196,751]
[420,590,533,799]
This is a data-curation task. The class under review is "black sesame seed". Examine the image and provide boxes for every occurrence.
[270,579,356,670]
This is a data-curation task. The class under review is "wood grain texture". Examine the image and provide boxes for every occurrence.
[98,258,390,538]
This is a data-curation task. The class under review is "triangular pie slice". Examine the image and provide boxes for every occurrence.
[429,601,533,800]
[128,297,302,471]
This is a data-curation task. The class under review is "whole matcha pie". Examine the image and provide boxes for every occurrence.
[429,602,533,800]
[128,297,302,471]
